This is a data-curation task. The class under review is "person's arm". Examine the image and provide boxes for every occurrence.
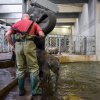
[5,30,15,50]
[34,22,45,38]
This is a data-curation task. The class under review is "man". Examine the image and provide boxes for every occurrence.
[6,14,45,96]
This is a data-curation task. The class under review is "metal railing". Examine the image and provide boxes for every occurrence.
[45,34,69,54]
[0,26,96,55]
[45,34,96,55]
[0,25,11,52]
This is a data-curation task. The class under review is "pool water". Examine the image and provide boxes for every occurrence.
[57,62,100,100]
[4,62,100,100]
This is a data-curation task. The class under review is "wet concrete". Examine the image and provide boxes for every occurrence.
[0,67,16,90]
[3,62,100,100]
[0,53,12,60]
[4,78,31,100]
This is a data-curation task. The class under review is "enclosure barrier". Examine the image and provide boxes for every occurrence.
[45,34,95,55]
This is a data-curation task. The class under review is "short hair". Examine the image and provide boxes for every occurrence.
[22,14,30,19]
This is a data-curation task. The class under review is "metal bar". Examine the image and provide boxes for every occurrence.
[84,37,87,55]
[46,37,49,49]
[58,37,61,55]
[56,38,58,48]
[50,37,52,48]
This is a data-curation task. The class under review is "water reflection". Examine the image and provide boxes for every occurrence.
[58,62,100,100]
[4,62,100,100]
[41,62,100,100]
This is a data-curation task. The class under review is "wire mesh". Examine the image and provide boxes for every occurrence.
[45,34,95,55]
[0,28,11,52]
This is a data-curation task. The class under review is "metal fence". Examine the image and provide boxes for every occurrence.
[45,34,69,54]
[45,34,96,55]
[0,25,96,55]
[0,25,11,52]
[73,36,95,55]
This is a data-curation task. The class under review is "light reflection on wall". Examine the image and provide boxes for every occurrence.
[51,26,71,35]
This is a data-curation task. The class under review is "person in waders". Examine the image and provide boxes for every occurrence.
[6,14,45,97]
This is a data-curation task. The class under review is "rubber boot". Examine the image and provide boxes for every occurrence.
[30,74,42,96]
[18,76,26,96]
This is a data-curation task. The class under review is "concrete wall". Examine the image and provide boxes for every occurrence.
[51,27,71,35]
[78,3,89,36]
[88,0,96,36]
[96,0,100,61]
[73,0,96,55]
[74,18,79,36]
[75,0,96,36]
[73,0,100,60]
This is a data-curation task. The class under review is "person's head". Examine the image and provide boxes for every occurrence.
[22,14,30,20]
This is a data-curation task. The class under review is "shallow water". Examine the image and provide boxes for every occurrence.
[57,62,100,100]
[4,62,100,100]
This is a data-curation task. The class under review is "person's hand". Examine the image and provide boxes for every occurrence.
[39,31,45,38]
[11,45,15,52]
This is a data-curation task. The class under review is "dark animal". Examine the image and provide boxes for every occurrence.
[36,48,60,95]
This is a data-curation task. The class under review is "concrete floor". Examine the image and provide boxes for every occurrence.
[0,67,16,90]
[0,52,12,60]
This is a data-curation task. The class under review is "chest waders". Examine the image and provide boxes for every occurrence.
[14,22,42,96]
